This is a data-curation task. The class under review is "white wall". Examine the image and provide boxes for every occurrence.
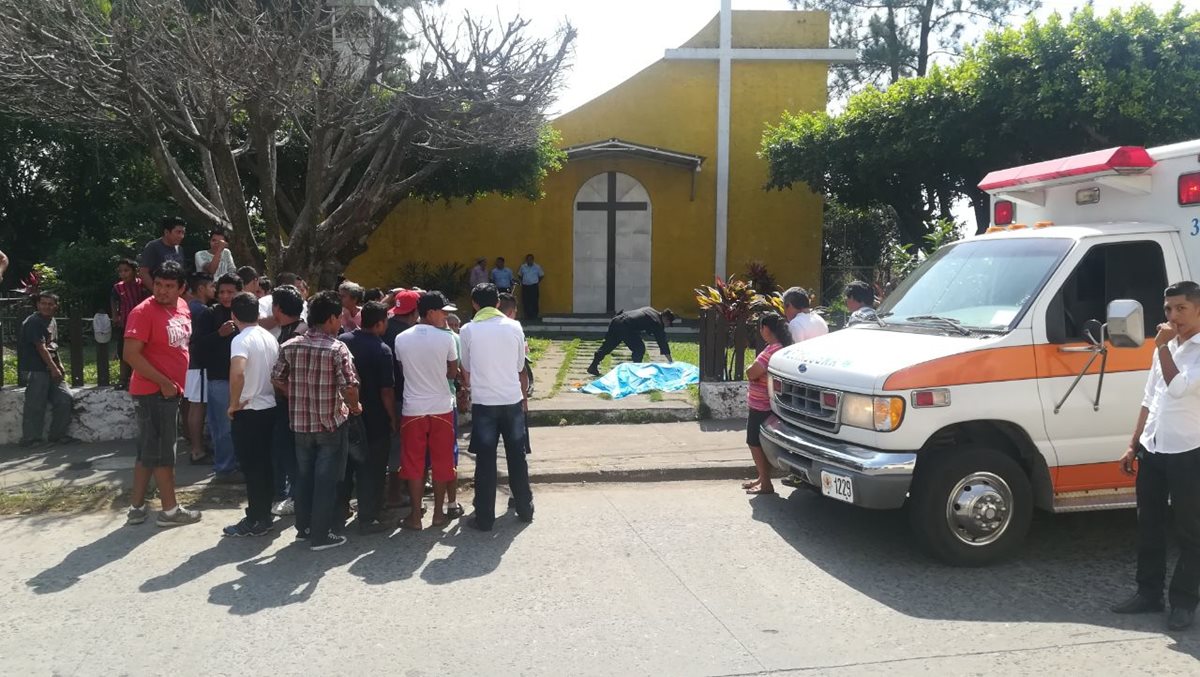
[1,387,138,445]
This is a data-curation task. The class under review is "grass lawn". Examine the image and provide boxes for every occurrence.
[3,344,121,387]
[527,337,551,364]
[667,341,755,373]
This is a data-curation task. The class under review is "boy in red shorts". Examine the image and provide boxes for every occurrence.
[392,292,459,530]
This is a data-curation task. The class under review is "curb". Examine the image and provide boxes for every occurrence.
[519,463,758,484]
[527,408,698,427]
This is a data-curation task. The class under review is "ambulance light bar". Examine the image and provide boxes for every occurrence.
[978,146,1155,192]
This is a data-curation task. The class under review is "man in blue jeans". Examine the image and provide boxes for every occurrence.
[272,290,362,551]
[460,283,533,530]
[193,272,243,481]
[18,292,74,447]
[269,284,306,517]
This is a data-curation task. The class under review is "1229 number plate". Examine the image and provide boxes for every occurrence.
[820,470,854,504]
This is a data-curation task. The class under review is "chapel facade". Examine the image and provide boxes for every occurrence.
[346,9,846,316]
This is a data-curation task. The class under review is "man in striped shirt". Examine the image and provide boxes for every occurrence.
[272,290,362,551]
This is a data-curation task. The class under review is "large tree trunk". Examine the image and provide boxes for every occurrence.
[970,188,992,235]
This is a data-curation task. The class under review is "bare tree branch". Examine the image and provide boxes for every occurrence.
[0,0,574,281]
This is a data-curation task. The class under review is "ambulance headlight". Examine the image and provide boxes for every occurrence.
[841,394,905,432]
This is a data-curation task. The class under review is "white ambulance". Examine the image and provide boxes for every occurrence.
[762,139,1200,565]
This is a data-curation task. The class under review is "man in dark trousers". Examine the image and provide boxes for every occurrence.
[338,301,398,533]
[586,307,676,376]
[192,272,242,481]
[1113,281,1200,631]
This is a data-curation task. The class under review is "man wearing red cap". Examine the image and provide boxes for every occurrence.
[385,289,420,505]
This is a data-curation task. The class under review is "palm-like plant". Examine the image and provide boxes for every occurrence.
[695,275,768,380]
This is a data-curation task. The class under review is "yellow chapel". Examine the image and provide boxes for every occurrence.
[345,7,852,317]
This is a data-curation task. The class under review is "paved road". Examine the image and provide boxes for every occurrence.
[2,481,1198,675]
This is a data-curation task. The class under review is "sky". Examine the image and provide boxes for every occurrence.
[431,0,1186,116]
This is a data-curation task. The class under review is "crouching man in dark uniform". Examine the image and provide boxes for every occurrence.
[586,307,676,377]
[1113,281,1200,631]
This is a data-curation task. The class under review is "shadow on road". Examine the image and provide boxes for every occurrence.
[421,511,529,585]
[749,488,1200,660]
[207,538,364,615]
[140,528,285,593]
[348,527,440,585]
[26,522,162,594]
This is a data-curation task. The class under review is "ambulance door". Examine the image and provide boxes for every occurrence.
[1031,236,1180,492]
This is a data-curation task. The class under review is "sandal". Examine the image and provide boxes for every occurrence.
[400,520,423,531]
[745,486,776,496]
[431,514,450,527]
[189,453,214,465]
[741,479,761,490]
[446,504,465,519]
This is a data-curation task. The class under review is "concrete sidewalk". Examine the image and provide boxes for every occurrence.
[0,421,754,495]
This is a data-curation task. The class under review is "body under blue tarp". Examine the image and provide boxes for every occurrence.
[581,362,700,399]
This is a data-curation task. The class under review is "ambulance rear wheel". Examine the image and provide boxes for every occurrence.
[908,446,1032,566]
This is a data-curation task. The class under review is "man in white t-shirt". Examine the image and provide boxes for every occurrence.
[393,291,459,531]
[781,286,829,491]
[224,291,281,537]
[784,287,828,343]
[460,282,533,531]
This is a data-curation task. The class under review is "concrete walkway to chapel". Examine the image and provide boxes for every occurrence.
[526,339,697,425]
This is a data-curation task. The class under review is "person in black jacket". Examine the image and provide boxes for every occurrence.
[193,272,242,481]
[586,307,676,376]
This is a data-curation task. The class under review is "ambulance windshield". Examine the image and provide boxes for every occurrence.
[879,238,1072,332]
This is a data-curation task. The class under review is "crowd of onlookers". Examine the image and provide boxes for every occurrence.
[16,217,537,551]
[14,216,880,550]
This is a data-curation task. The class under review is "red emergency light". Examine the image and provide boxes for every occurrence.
[1181,172,1200,206]
[978,146,1156,192]
[993,200,1014,225]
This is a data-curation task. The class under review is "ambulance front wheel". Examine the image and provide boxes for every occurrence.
[908,446,1033,566]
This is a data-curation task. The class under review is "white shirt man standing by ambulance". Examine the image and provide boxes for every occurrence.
[1113,281,1200,631]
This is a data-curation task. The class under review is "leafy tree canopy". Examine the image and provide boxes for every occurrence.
[763,3,1200,247]
[792,0,1040,95]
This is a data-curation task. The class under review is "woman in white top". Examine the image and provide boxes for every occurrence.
[194,229,237,278]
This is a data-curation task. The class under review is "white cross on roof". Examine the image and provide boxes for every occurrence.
[664,0,857,280]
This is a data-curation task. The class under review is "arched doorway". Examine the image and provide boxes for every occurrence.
[573,172,652,314]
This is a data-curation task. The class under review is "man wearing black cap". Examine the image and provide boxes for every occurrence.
[393,291,460,530]
[587,307,676,377]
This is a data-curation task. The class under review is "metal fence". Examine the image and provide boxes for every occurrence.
[1,294,112,388]
[697,309,765,383]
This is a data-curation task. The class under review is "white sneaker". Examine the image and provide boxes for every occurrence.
[156,506,202,528]
[272,498,295,516]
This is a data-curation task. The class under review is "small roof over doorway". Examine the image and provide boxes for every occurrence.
[564,138,704,200]
[564,138,705,172]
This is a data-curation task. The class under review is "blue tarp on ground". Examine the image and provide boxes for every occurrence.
[581,362,700,400]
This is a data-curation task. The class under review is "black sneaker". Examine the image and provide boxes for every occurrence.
[222,517,272,537]
[1169,607,1195,631]
[357,519,395,535]
[466,517,493,532]
[309,534,348,551]
[780,474,805,489]
[507,497,535,523]
[1111,593,1164,614]
[586,364,600,377]
[295,527,310,541]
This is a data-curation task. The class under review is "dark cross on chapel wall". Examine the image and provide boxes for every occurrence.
[576,171,649,314]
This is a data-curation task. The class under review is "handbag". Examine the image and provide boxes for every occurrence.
[455,381,470,414]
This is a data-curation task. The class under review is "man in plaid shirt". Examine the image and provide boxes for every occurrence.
[272,290,362,551]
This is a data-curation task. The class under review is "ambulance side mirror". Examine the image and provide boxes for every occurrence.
[1106,300,1145,348]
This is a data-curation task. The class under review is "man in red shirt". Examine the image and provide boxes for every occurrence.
[122,261,202,528]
